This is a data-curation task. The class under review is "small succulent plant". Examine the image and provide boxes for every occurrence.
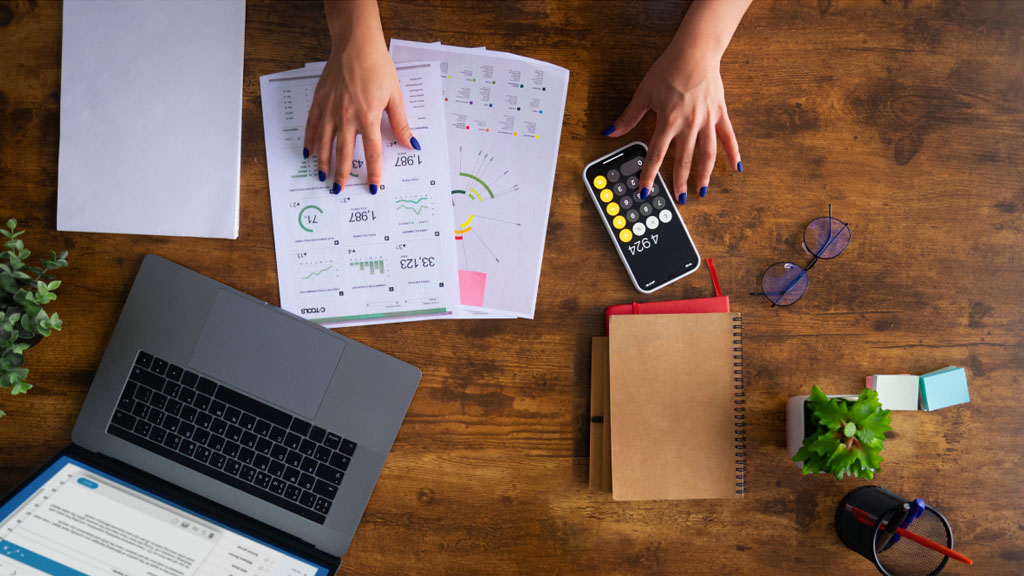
[794,385,891,480]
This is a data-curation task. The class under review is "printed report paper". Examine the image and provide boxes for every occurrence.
[260,61,459,327]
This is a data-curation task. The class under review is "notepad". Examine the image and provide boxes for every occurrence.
[871,375,921,411]
[608,313,745,500]
[920,366,970,411]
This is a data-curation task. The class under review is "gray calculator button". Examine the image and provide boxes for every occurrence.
[653,196,666,209]
[626,209,640,223]
[649,183,660,196]
[619,196,633,209]
[626,176,639,190]
[620,156,643,176]
[613,182,627,196]
[639,203,653,217]
[606,169,621,183]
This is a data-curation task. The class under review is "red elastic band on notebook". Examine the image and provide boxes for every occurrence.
[708,258,722,297]
[632,301,640,314]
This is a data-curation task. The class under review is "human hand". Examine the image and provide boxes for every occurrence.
[303,30,418,195]
[604,46,740,205]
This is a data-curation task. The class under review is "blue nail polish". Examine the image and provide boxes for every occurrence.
[303,148,309,159]
[737,161,743,173]
[640,187,650,200]
[410,136,421,151]
[318,171,326,182]
[331,182,341,195]
[678,192,687,205]
[601,124,616,137]
[699,186,707,198]
[369,184,378,195]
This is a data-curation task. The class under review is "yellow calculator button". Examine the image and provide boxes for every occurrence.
[605,202,620,216]
[619,229,633,243]
[599,189,614,203]
[593,175,608,189]
[612,215,626,229]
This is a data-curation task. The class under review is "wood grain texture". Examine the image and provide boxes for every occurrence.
[2,0,1023,573]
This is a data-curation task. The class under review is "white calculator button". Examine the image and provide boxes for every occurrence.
[658,209,673,223]
[646,215,659,230]
[632,222,646,237]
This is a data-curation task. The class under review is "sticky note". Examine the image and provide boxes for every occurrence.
[873,375,921,411]
[458,270,487,307]
[920,366,970,411]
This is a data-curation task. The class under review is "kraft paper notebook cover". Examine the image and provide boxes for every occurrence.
[608,313,745,500]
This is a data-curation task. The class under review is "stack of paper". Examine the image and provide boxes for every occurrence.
[867,366,970,411]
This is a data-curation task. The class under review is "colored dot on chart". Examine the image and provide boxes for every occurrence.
[534,135,539,139]
[489,103,493,107]
[520,84,524,88]
[466,126,470,130]
[543,87,546,91]
[486,128,490,132]
[469,101,473,105]
[445,97,448,101]
[473,78,476,82]
[513,132,517,136]
[517,107,520,111]
[447,75,451,79]
[539,110,543,114]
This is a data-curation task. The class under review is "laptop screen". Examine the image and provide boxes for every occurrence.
[0,454,332,576]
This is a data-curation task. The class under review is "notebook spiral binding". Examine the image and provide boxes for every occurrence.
[732,314,746,497]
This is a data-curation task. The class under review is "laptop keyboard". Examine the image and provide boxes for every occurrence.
[106,350,357,524]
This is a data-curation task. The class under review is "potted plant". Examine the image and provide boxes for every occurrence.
[786,385,891,480]
[1,219,68,417]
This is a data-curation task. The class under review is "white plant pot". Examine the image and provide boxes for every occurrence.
[786,394,858,467]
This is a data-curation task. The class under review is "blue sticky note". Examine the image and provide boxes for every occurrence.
[919,366,969,411]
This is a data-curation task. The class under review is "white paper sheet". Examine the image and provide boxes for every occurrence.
[390,40,570,319]
[260,61,460,327]
[57,0,245,238]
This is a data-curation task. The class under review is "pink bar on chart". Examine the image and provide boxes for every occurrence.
[459,270,487,307]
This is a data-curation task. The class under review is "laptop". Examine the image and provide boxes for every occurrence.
[0,254,421,574]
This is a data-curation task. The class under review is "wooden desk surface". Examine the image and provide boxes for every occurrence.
[2,0,1022,573]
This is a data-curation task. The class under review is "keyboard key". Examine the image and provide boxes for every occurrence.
[254,454,270,471]
[340,439,357,456]
[146,410,164,427]
[290,418,312,436]
[254,472,271,490]
[268,425,287,444]
[208,435,226,452]
[269,460,285,478]
[135,350,153,368]
[239,465,257,483]
[133,419,151,437]
[166,399,183,416]
[151,357,168,375]
[196,447,212,463]
[131,367,164,390]
[196,412,213,430]
[225,459,242,476]
[210,418,228,436]
[241,431,258,449]
[162,415,181,433]
[226,425,243,442]
[179,388,197,405]
[299,491,317,508]
[285,485,302,502]
[197,377,217,396]
[164,381,181,399]
[254,419,272,437]
[285,450,303,468]
[239,448,256,465]
[240,414,256,431]
[150,392,168,410]
[181,371,199,388]
[284,467,301,485]
[299,439,317,457]
[164,433,182,451]
[209,400,226,418]
[225,407,241,424]
[179,422,195,439]
[180,406,198,423]
[315,462,344,485]
[269,478,287,495]
[313,497,332,515]
[324,432,341,450]
[223,441,240,458]
[270,444,288,462]
[309,426,326,443]
[329,452,351,471]
[300,456,319,474]
[194,428,210,446]
[166,364,184,382]
[131,402,149,420]
[149,426,166,445]
[134,385,152,403]
[255,438,273,455]
[118,385,135,411]
[314,445,331,463]
[313,479,338,499]
[210,453,227,470]
[193,393,211,412]
[180,439,197,457]
[215,386,291,428]
[284,432,302,450]
[298,473,315,491]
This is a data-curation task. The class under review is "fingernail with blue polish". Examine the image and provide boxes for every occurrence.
[737,161,743,173]
[331,182,341,195]
[601,124,616,137]
[318,171,326,182]
[370,184,378,195]
[699,186,707,198]
[410,136,421,151]
[640,187,650,200]
[303,148,309,159]
[677,192,687,205]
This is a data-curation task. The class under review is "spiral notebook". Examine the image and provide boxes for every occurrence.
[607,312,745,500]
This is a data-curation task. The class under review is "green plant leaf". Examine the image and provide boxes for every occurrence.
[5,219,15,231]
[807,432,841,456]
[11,380,31,395]
[47,280,61,291]
[50,312,62,331]
[843,421,856,437]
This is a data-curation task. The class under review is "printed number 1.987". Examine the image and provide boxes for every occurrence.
[395,155,422,167]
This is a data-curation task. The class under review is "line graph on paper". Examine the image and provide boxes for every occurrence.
[394,195,431,216]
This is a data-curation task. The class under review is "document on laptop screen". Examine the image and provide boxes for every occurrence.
[0,455,330,576]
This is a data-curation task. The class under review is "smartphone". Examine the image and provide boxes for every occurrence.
[583,142,701,293]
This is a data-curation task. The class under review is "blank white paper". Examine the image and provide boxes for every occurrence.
[57,0,245,238]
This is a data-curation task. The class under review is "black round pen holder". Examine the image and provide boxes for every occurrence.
[835,486,954,576]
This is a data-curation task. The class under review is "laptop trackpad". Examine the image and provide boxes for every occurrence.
[189,290,344,419]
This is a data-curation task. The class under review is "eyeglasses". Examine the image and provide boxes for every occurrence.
[760,205,851,307]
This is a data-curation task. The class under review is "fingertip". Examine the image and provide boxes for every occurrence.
[601,124,616,137]
[331,182,341,195]
[410,136,421,151]
[677,192,687,205]
[699,186,708,198]
[303,148,310,159]
[737,161,743,173]
[369,184,378,195]
[639,187,650,200]
[318,171,327,182]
